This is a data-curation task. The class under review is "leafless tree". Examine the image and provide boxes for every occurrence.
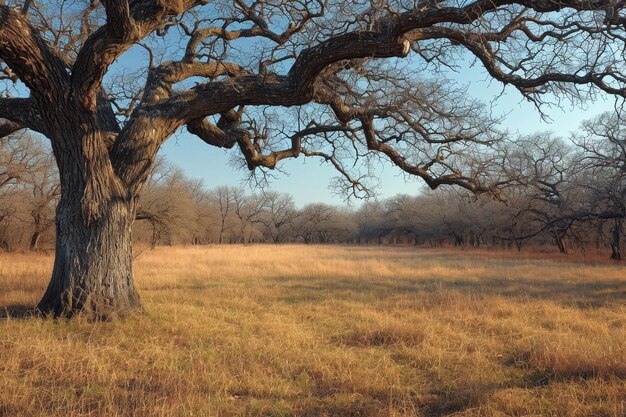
[24,141,59,250]
[229,188,266,243]
[0,133,38,194]
[355,200,390,244]
[207,186,239,244]
[294,203,356,243]
[494,134,580,252]
[137,164,204,246]
[574,113,626,259]
[259,191,298,243]
[0,132,57,250]
[1,0,625,317]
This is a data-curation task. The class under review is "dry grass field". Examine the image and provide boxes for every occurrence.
[1,245,625,417]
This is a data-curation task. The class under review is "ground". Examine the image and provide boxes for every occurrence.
[1,245,625,417]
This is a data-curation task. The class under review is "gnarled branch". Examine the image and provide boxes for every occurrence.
[71,0,205,111]
[0,97,44,137]
[0,5,69,103]
[0,120,23,138]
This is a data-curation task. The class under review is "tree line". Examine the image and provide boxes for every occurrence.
[1,112,624,259]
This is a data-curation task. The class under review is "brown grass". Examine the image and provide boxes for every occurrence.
[1,245,625,417]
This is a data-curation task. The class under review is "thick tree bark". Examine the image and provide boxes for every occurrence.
[38,191,141,319]
[37,122,143,319]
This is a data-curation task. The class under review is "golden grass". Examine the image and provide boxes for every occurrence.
[1,245,625,416]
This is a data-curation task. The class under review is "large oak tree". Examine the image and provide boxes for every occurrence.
[0,0,625,318]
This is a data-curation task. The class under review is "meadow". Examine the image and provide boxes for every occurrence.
[1,245,625,417]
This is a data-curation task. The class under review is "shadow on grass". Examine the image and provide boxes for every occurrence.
[419,365,625,417]
[277,275,626,308]
[0,304,40,320]
[222,363,617,417]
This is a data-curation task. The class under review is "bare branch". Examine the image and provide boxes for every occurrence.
[0,120,23,138]
[102,0,136,41]
[0,97,44,136]
[71,0,205,111]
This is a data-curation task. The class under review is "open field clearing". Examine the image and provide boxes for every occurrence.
[1,245,626,417]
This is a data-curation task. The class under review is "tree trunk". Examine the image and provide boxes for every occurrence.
[149,220,159,249]
[610,219,623,261]
[29,215,41,251]
[29,230,41,251]
[553,232,567,254]
[37,192,141,320]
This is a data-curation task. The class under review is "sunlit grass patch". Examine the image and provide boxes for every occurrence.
[1,245,625,416]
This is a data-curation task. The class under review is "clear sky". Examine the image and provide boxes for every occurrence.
[158,63,615,207]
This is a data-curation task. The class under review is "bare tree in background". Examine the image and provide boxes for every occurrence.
[231,188,266,243]
[209,186,238,244]
[0,134,32,250]
[259,192,298,243]
[356,200,390,244]
[1,0,625,318]
[502,134,579,253]
[294,203,356,243]
[0,133,56,250]
[574,113,626,260]
[136,164,204,246]
[24,139,59,250]
[0,134,38,194]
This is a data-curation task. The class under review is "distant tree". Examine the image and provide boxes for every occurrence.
[497,134,579,253]
[259,192,298,243]
[137,165,204,246]
[0,135,30,247]
[294,203,356,243]
[230,189,266,243]
[295,204,334,244]
[574,113,626,259]
[209,187,239,244]
[23,139,58,250]
[0,133,57,250]
[0,133,38,195]
[355,201,389,244]
[383,194,417,244]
